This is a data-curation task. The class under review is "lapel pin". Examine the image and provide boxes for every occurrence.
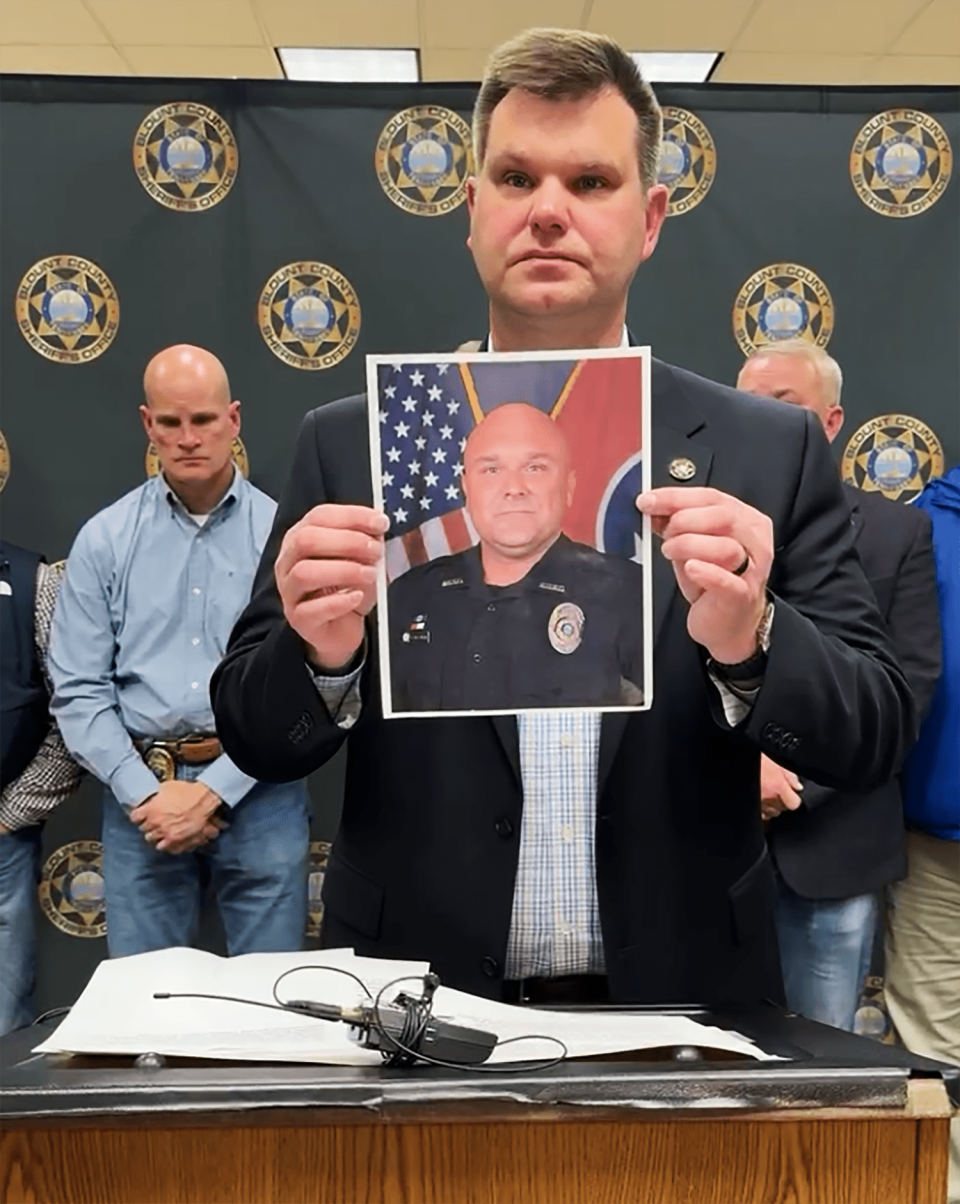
[668,457,697,482]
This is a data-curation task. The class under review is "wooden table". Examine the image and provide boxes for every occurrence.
[1,1077,952,1204]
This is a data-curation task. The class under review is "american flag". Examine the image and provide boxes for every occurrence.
[376,360,479,581]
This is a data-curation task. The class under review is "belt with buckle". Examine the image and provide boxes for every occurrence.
[135,735,222,782]
[501,974,610,1006]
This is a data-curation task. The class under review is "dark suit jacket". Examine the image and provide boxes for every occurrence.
[767,482,941,899]
[211,360,915,1007]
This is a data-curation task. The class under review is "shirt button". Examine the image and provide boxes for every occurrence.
[473,653,482,663]
[560,733,574,749]
[191,682,199,690]
[191,637,200,646]
[486,603,496,612]
[560,824,573,844]
[192,587,201,596]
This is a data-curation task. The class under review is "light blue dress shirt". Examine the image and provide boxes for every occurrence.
[50,470,275,811]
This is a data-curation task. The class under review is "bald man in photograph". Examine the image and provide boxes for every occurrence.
[49,345,310,957]
[389,403,645,711]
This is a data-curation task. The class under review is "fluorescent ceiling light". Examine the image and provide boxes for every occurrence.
[279,48,419,82]
[630,52,720,83]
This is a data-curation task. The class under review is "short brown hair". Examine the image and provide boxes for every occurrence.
[472,28,662,191]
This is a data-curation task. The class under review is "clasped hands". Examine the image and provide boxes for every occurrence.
[130,780,226,855]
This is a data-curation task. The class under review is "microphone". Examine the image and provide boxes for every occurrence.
[286,972,498,1066]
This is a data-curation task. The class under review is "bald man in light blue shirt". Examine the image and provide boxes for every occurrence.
[50,345,309,956]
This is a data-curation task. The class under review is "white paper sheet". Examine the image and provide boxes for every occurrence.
[35,947,778,1065]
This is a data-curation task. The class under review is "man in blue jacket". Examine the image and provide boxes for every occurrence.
[885,464,960,1203]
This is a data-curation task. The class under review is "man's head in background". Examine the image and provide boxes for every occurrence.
[737,340,845,443]
[140,345,240,505]
[466,28,669,350]
[462,403,575,583]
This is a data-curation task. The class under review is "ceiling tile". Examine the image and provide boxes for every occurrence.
[419,45,489,81]
[586,0,756,49]
[87,0,266,47]
[254,0,419,46]
[0,0,108,45]
[890,0,960,55]
[0,43,128,72]
[861,54,960,84]
[122,43,283,76]
[420,0,583,50]
[733,0,929,55]
[712,51,875,84]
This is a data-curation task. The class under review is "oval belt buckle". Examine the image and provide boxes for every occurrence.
[145,746,176,783]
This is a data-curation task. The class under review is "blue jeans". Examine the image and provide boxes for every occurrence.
[102,766,310,958]
[775,874,878,1031]
[0,824,43,1035]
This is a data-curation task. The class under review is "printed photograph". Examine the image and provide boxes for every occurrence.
[367,347,652,717]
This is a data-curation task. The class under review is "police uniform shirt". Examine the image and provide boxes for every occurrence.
[388,534,645,712]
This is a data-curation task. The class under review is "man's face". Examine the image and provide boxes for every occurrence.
[467,86,667,323]
[140,380,239,492]
[462,404,575,560]
[737,353,844,443]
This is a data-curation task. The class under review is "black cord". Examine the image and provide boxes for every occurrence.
[272,964,373,1008]
[154,970,568,1074]
[32,1006,71,1026]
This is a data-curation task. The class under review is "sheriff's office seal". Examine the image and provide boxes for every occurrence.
[842,414,944,503]
[146,436,248,478]
[39,840,107,939]
[133,102,238,212]
[658,108,716,216]
[850,109,952,218]
[306,840,331,939]
[375,105,473,216]
[258,261,361,370]
[0,430,9,493]
[548,602,585,655]
[15,255,120,364]
[732,263,834,355]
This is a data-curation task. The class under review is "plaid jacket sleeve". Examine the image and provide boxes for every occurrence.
[0,561,83,831]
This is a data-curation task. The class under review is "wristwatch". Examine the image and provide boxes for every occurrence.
[710,598,775,683]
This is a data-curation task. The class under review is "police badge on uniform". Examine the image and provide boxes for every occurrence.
[850,109,952,218]
[548,603,585,655]
[146,437,249,479]
[133,102,238,212]
[306,840,331,940]
[39,840,107,939]
[375,106,474,216]
[842,414,944,503]
[658,108,717,217]
[15,255,120,364]
[732,263,834,355]
[258,261,361,370]
[0,430,9,493]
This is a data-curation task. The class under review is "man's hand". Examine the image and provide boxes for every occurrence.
[760,753,803,820]
[130,781,226,854]
[0,822,9,836]
[637,486,773,664]
[275,504,388,672]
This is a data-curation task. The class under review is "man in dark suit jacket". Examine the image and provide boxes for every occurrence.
[212,29,914,1008]
[738,341,941,1030]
